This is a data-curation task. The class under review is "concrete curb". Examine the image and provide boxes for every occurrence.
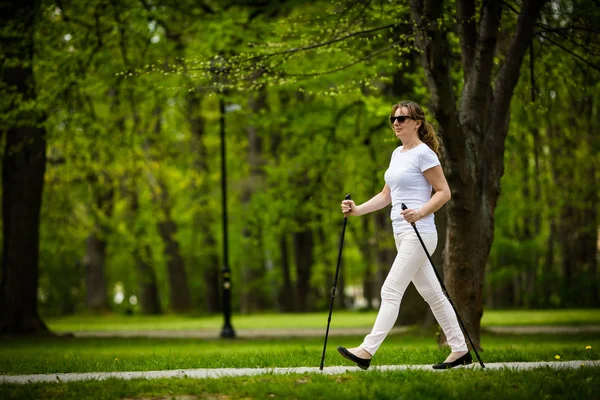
[485,326,600,334]
[2,360,598,385]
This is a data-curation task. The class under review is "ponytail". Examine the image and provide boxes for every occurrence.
[419,121,441,159]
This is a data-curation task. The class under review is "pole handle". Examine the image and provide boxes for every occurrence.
[342,194,352,219]
[400,202,416,226]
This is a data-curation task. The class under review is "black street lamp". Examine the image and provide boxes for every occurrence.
[219,96,235,339]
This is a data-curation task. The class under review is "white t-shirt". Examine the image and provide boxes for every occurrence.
[384,143,440,234]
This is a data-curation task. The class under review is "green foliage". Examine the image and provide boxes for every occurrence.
[487,5,600,308]
[5,0,596,315]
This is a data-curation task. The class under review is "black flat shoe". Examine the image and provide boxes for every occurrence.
[432,352,473,369]
[337,346,371,370]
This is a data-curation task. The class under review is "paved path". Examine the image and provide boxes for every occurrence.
[66,325,600,339]
[69,327,410,339]
[2,360,598,385]
[485,326,600,334]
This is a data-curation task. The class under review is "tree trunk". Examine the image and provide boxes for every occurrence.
[149,107,191,312]
[110,83,163,315]
[273,91,296,312]
[293,226,314,312]
[514,129,541,308]
[157,205,191,312]
[83,233,110,312]
[201,232,221,313]
[574,107,597,307]
[83,177,113,312]
[543,220,557,307]
[185,84,221,313]
[120,173,163,314]
[442,200,491,345]
[0,0,49,335]
[240,89,268,312]
[530,127,542,306]
[586,164,599,308]
[278,236,295,312]
[374,212,395,304]
[133,230,162,314]
[346,218,372,310]
[411,0,547,349]
[81,84,125,313]
[547,101,598,308]
[362,217,376,310]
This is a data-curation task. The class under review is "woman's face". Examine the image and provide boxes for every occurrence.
[392,107,421,139]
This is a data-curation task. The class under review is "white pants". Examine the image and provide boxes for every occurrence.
[360,231,468,355]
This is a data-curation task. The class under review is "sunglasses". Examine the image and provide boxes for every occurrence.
[390,115,412,124]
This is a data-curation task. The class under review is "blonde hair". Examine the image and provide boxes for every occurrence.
[391,101,441,159]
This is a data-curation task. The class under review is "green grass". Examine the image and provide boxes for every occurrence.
[1,367,599,400]
[0,331,598,375]
[45,312,377,332]
[2,322,599,400]
[44,309,600,332]
[2,310,598,399]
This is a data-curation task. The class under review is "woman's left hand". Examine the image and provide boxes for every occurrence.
[401,208,423,224]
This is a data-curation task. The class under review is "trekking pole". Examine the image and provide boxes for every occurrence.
[320,194,351,370]
[401,203,485,368]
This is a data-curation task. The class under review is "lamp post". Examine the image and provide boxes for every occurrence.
[219,96,236,338]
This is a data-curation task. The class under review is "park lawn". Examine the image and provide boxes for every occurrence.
[0,331,598,375]
[44,309,600,332]
[1,367,599,400]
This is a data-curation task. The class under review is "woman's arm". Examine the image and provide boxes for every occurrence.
[401,165,451,224]
[341,184,391,217]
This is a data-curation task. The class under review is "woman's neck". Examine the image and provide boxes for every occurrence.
[402,137,422,150]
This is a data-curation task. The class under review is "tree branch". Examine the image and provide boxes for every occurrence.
[282,41,401,77]
[497,0,520,16]
[284,0,363,23]
[534,25,600,36]
[489,0,548,195]
[410,0,460,140]
[456,0,477,76]
[540,29,600,57]
[237,23,405,64]
[493,0,548,123]
[539,33,600,72]
[182,41,401,92]
[462,0,502,133]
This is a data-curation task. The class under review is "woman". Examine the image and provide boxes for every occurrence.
[337,101,472,370]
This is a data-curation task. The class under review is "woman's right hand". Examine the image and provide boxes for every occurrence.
[341,200,358,216]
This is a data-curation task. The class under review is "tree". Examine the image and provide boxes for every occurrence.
[0,0,49,334]
[409,0,549,348]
